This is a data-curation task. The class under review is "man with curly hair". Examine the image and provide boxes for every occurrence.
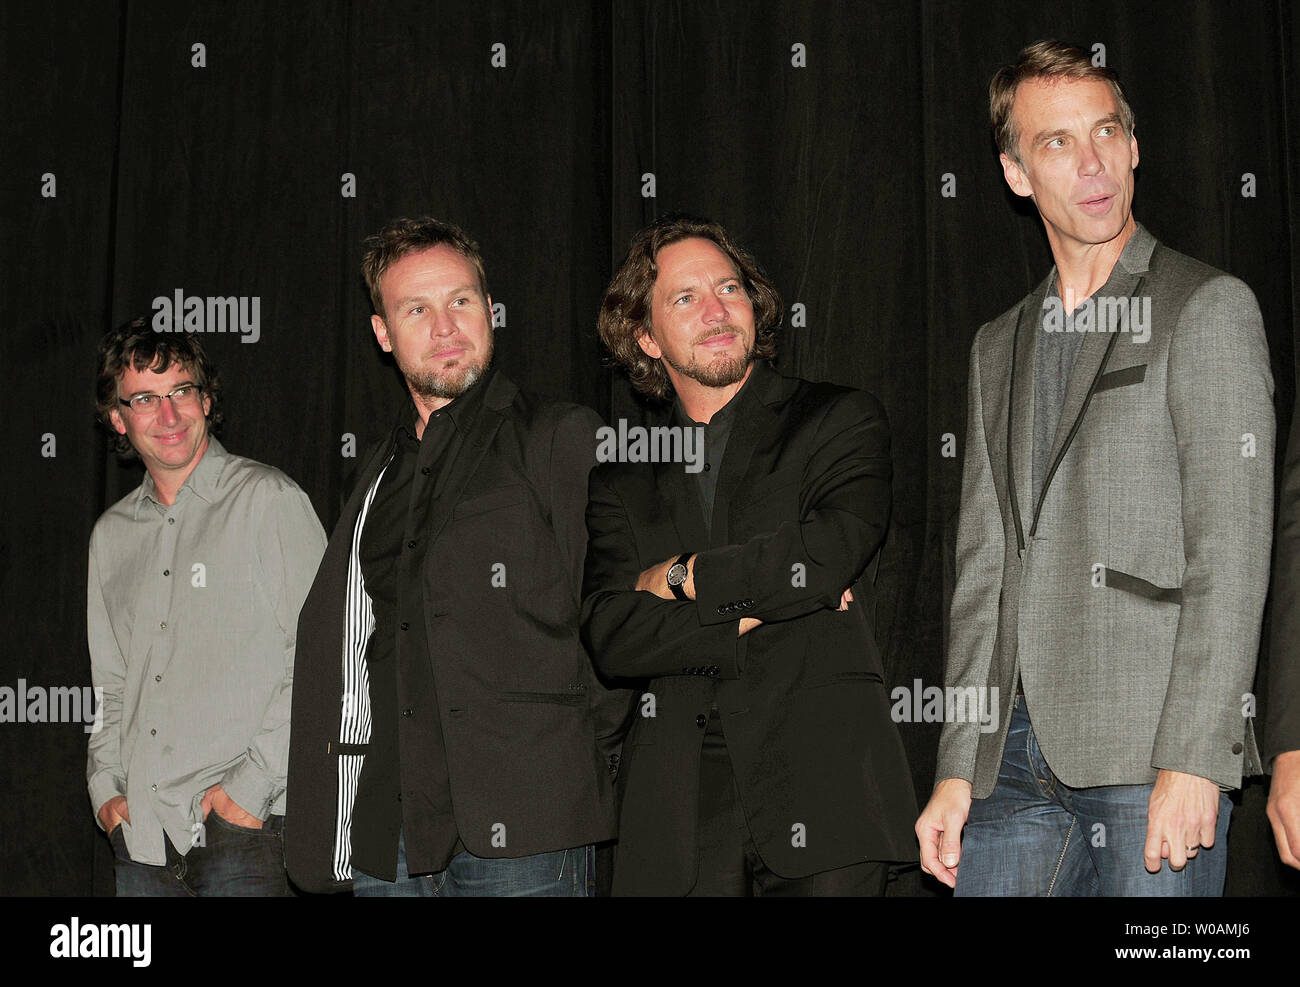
[581,215,916,895]
[88,320,325,895]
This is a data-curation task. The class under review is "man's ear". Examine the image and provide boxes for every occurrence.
[1129,130,1139,170]
[1000,152,1033,199]
[371,313,392,353]
[108,407,127,436]
[636,329,662,360]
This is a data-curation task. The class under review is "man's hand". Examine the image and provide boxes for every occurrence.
[1267,750,1300,869]
[97,795,130,835]
[635,554,698,600]
[916,778,972,888]
[1144,769,1219,873]
[201,784,263,829]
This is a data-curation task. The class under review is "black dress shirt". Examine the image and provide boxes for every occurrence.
[351,373,490,878]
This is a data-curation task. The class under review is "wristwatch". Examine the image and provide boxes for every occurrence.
[667,553,693,600]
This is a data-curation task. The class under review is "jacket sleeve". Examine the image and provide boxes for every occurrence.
[935,331,1006,785]
[690,389,891,626]
[1153,276,1274,787]
[581,465,749,681]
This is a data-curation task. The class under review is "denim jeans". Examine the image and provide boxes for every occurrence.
[110,812,291,897]
[352,830,594,897]
[954,696,1232,896]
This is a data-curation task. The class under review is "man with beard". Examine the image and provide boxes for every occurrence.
[285,217,630,896]
[580,215,916,895]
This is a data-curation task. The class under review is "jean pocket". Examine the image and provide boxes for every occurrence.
[205,809,273,836]
[108,824,130,862]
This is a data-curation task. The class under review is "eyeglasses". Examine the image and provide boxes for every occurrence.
[119,384,205,415]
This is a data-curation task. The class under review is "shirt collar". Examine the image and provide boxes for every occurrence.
[396,365,494,442]
[671,361,756,429]
[134,435,228,518]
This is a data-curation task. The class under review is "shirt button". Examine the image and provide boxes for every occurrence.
[155,675,162,682]
[422,467,432,475]
[167,518,175,525]
[1232,742,1244,754]
[695,714,707,728]
[402,708,414,717]
[400,621,410,631]
[151,784,158,792]
[703,463,711,471]
[150,729,156,736]
[407,540,417,549]
[162,569,170,577]
[159,621,167,629]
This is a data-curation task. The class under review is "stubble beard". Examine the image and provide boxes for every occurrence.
[665,327,754,389]
[402,334,494,402]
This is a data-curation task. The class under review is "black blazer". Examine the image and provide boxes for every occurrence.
[285,370,633,894]
[580,362,917,895]
[1269,400,1300,766]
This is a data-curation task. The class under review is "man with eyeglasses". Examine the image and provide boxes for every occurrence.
[87,318,326,895]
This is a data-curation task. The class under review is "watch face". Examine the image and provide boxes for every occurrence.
[667,563,687,587]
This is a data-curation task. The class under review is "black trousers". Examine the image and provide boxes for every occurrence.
[687,709,888,897]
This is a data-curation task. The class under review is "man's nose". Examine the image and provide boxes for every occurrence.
[702,291,729,324]
[156,394,180,425]
[431,310,457,336]
[1078,138,1104,176]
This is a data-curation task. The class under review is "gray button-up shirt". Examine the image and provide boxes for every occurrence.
[86,437,326,864]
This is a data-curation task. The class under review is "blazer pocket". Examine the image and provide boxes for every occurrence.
[452,483,530,520]
[1094,364,1147,394]
[1103,566,1182,604]
[495,689,587,706]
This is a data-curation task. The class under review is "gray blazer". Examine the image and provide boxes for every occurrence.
[937,225,1274,798]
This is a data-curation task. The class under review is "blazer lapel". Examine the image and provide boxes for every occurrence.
[711,365,780,548]
[1030,266,1148,535]
[655,452,710,553]
[1006,276,1046,555]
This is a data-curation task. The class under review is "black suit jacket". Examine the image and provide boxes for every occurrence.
[1269,399,1300,766]
[580,362,917,895]
[286,370,633,893]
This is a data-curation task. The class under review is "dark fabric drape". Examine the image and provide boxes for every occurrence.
[2,0,1296,896]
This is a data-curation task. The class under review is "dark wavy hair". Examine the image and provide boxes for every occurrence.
[95,317,223,457]
[598,215,781,401]
[362,216,489,319]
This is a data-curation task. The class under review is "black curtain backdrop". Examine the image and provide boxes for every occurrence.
[2,0,1297,898]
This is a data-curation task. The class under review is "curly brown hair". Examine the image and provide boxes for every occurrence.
[95,317,223,458]
[598,215,781,401]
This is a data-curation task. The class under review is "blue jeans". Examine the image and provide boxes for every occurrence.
[954,696,1232,896]
[352,830,594,897]
[110,813,291,897]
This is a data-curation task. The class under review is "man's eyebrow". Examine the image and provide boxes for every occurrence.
[1030,115,1123,146]
[394,286,479,309]
[1029,127,1071,145]
[125,380,196,397]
